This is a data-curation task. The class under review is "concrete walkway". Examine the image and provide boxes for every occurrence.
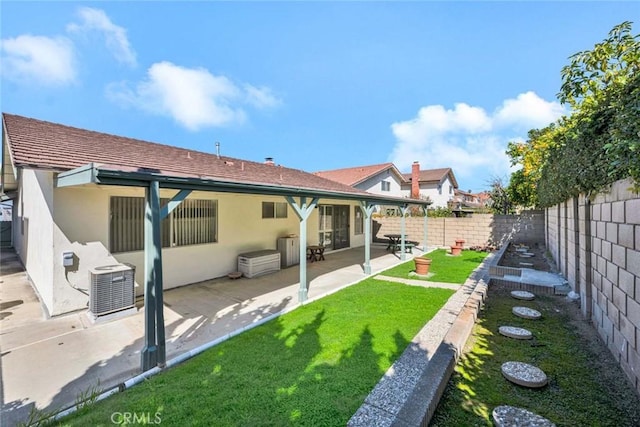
[1,245,431,426]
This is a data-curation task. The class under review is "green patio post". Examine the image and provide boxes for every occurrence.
[360,201,376,275]
[399,204,409,261]
[141,180,164,371]
[286,196,318,302]
[422,205,429,252]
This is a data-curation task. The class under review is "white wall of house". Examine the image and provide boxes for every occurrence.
[421,177,455,208]
[12,169,55,314]
[355,170,404,198]
[16,172,369,315]
[400,176,455,208]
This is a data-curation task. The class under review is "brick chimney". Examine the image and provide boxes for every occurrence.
[411,161,420,199]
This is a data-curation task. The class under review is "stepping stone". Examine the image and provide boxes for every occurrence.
[522,252,535,256]
[519,262,534,267]
[493,405,555,427]
[499,326,533,340]
[515,248,528,253]
[519,254,534,258]
[511,290,535,301]
[501,361,548,388]
[512,306,542,319]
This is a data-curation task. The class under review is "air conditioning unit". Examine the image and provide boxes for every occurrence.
[89,264,135,316]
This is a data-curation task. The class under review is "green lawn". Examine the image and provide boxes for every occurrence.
[430,286,640,426]
[58,279,454,427]
[382,249,489,284]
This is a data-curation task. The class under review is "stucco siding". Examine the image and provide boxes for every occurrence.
[48,183,368,314]
[13,169,55,314]
[355,171,404,197]
[420,177,454,208]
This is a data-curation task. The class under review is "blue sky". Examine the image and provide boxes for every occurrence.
[1,2,637,192]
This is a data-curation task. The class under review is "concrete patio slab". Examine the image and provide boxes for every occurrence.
[1,244,429,426]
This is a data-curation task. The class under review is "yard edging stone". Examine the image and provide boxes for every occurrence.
[348,245,505,426]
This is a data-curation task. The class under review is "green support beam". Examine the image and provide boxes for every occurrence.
[160,189,192,219]
[141,180,166,371]
[360,202,376,275]
[399,204,409,261]
[286,196,319,302]
[422,205,429,252]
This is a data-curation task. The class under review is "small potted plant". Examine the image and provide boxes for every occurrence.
[414,256,432,275]
[450,245,462,256]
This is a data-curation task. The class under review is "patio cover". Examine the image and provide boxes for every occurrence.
[57,162,431,371]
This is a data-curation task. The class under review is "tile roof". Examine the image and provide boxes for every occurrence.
[314,163,402,186]
[2,113,371,195]
[401,167,458,188]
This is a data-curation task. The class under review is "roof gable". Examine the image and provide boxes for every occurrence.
[314,163,405,186]
[401,167,458,188]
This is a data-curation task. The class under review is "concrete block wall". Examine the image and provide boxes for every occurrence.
[373,211,545,248]
[546,178,640,396]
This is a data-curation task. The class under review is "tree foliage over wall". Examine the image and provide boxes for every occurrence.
[507,22,640,207]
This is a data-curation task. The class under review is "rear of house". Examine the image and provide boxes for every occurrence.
[1,114,393,317]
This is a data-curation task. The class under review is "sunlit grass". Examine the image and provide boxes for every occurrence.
[382,249,489,284]
[430,287,640,426]
[58,279,454,426]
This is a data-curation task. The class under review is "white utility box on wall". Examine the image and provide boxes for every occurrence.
[237,250,281,278]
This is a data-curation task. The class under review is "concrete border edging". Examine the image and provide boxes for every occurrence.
[349,248,500,427]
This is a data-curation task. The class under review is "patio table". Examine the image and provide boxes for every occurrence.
[307,245,325,262]
[383,234,413,253]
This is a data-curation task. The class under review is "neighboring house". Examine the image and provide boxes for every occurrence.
[315,161,459,208]
[401,162,458,208]
[1,113,428,318]
[451,189,490,210]
[314,163,405,198]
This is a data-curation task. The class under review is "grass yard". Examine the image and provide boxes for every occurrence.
[382,249,489,284]
[430,286,640,426]
[58,279,454,427]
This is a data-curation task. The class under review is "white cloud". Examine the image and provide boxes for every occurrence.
[389,92,566,189]
[0,35,76,85]
[494,91,566,130]
[107,61,281,130]
[244,84,282,109]
[67,7,136,67]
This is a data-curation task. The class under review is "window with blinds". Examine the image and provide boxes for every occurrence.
[110,197,217,253]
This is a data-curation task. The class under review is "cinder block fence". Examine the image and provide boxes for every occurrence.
[546,178,640,397]
[373,211,545,248]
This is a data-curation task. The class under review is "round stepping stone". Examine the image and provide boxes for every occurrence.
[519,262,534,267]
[519,253,534,258]
[511,290,535,301]
[512,306,542,319]
[493,405,555,427]
[501,361,548,388]
[499,326,533,340]
[522,252,535,256]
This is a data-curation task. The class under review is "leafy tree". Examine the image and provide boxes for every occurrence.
[558,20,640,189]
[487,177,513,214]
[507,21,640,207]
